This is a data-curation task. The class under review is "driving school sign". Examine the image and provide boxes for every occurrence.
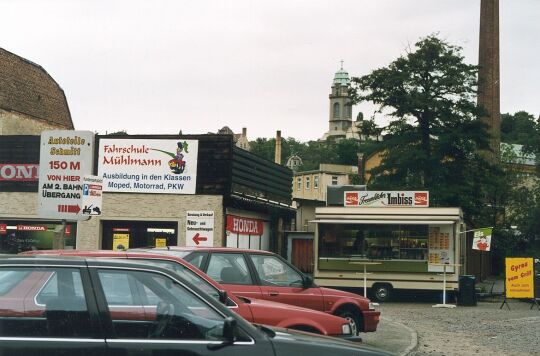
[344,191,429,207]
[98,139,198,194]
[505,257,535,299]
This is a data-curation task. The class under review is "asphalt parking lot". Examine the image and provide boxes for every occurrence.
[360,299,540,355]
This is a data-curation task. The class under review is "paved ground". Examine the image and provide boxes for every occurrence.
[361,298,540,356]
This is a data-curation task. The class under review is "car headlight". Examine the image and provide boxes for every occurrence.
[342,323,352,335]
[368,302,378,310]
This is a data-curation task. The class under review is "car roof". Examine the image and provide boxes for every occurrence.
[136,246,275,254]
[19,249,230,294]
[0,254,167,270]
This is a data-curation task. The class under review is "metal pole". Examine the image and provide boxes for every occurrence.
[364,264,368,297]
[442,265,447,305]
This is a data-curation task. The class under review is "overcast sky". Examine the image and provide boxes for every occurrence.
[1,0,538,141]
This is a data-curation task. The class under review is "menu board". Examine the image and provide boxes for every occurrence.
[428,225,454,272]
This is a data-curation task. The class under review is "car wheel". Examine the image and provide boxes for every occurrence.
[336,309,362,335]
[372,283,392,302]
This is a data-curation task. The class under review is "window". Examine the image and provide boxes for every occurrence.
[305,177,310,190]
[314,176,319,189]
[333,102,340,118]
[183,252,208,269]
[318,223,429,261]
[249,254,303,287]
[297,177,302,191]
[331,176,338,185]
[97,269,232,340]
[207,253,252,285]
[0,267,92,338]
[133,258,220,302]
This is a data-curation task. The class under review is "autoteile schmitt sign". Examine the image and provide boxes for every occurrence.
[344,191,429,207]
[37,130,94,220]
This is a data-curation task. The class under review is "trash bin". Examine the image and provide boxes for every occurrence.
[458,275,477,306]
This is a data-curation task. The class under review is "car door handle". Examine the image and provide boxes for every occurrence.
[269,291,279,296]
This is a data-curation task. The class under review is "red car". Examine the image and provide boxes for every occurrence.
[133,247,380,334]
[21,250,357,339]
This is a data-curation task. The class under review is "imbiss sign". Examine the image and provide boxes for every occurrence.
[37,131,95,220]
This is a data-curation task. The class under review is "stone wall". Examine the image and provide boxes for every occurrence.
[0,109,63,135]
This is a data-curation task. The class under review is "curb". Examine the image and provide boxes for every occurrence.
[380,316,418,356]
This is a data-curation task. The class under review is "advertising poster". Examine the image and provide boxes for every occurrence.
[505,257,534,299]
[113,233,130,251]
[472,227,492,251]
[37,130,95,220]
[81,175,103,216]
[98,139,198,194]
[155,238,167,247]
[427,225,455,273]
[344,191,429,207]
[186,211,214,247]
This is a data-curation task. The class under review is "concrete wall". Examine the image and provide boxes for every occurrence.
[0,191,224,250]
[0,192,37,217]
[77,193,224,249]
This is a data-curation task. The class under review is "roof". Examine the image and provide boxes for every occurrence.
[500,142,536,166]
[0,47,73,129]
[333,67,350,86]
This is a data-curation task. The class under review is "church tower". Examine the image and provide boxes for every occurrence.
[322,62,353,140]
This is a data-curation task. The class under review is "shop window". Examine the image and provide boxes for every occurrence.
[0,221,77,254]
[102,221,178,250]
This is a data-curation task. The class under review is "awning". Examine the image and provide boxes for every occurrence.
[310,219,456,225]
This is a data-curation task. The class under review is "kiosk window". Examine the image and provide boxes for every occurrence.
[319,223,429,261]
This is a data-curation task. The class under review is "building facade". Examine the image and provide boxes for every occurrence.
[0,134,294,254]
[0,48,73,134]
[292,164,357,232]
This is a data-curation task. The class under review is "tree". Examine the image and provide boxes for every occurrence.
[501,111,538,146]
[350,35,495,220]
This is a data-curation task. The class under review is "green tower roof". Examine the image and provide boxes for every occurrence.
[333,61,350,86]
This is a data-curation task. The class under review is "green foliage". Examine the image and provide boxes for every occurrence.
[501,111,538,146]
[249,137,375,171]
[349,35,495,222]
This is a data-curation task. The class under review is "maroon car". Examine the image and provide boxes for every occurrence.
[132,247,380,334]
[21,250,357,339]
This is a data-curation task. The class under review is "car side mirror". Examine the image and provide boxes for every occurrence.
[218,290,228,304]
[208,317,238,350]
[222,317,237,342]
[303,275,314,288]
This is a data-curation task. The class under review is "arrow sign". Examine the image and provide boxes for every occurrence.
[192,233,208,245]
[57,204,81,214]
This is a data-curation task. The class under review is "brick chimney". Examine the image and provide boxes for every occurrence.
[478,0,500,161]
[242,127,247,137]
[275,130,282,165]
